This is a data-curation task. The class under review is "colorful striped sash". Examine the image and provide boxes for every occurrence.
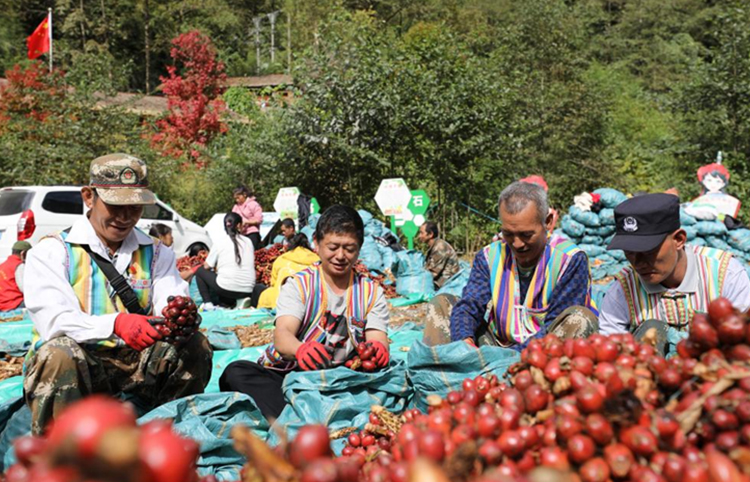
[615,245,731,330]
[485,239,588,344]
[29,230,158,355]
[260,263,377,371]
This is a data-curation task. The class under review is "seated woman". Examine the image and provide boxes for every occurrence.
[149,223,174,247]
[219,205,390,420]
[257,233,320,309]
[194,213,257,310]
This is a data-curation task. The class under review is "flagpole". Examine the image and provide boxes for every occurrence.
[48,8,52,72]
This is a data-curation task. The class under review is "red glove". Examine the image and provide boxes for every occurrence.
[464,338,478,349]
[114,313,163,351]
[368,340,390,368]
[296,341,332,371]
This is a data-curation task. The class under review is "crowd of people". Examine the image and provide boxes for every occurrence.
[7,151,750,431]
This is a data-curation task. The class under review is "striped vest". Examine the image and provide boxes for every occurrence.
[259,264,377,371]
[30,230,158,354]
[614,245,731,331]
[485,239,593,344]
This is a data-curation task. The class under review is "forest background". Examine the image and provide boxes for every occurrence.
[1,0,749,254]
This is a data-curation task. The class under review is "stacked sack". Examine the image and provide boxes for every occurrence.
[559,188,630,281]
[560,188,750,281]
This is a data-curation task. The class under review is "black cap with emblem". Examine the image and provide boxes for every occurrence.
[607,193,681,253]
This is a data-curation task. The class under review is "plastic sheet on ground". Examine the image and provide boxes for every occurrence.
[406,340,520,412]
[139,392,268,481]
[267,361,412,454]
[434,260,470,298]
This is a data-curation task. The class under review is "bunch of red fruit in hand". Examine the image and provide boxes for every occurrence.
[151,296,200,345]
[345,342,385,372]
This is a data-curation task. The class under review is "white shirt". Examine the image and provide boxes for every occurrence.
[25,217,188,343]
[206,232,256,293]
[599,249,750,334]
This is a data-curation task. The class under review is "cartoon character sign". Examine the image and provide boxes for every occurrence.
[689,153,741,220]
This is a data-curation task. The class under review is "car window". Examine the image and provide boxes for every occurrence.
[0,190,34,215]
[42,191,84,215]
[142,203,174,221]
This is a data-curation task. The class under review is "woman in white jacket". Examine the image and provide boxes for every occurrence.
[195,212,257,309]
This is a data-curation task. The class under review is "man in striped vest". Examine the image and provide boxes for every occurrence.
[23,154,213,434]
[220,205,391,420]
[424,181,598,350]
[599,193,750,351]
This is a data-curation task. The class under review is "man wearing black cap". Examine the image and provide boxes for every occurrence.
[600,193,750,343]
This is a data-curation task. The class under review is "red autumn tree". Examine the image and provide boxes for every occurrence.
[151,31,227,166]
[0,62,66,128]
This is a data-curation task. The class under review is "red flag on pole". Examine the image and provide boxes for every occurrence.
[27,14,51,60]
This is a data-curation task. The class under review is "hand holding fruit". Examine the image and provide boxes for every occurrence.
[296,340,332,371]
[152,296,201,346]
[345,341,388,372]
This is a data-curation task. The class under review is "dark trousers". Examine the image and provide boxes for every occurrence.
[244,232,262,250]
[219,360,287,420]
[195,267,262,307]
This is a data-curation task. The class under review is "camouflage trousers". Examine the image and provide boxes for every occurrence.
[423,293,599,346]
[24,333,213,435]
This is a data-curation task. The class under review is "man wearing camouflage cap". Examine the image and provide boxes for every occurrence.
[23,154,213,434]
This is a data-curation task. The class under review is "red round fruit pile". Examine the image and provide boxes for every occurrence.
[154,295,200,344]
[344,342,380,372]
[2,396,209,482]
[255,243,286,286]
[176,251,207,272]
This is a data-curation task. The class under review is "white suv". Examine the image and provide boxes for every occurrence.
[0,186,212,260]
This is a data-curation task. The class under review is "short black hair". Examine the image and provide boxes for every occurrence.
[314,205,365,247]
[149,223,172,238]
[233,185,252,197]
[281,218,295,229]
[423,221,438,238]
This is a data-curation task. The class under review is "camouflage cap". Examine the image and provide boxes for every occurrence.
[89,153,156,206]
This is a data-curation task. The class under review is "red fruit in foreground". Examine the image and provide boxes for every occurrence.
[603,444,634,479]
[539,447,569,471]
[707,298,735,326]
[417,431,445,462]
[301,459,338,482]
[576,385,604,413]
[717,314,746,345]
[523,384,548,413]
[139,421,200,482]
[289,425,332,469]
[620,426,657,457]
[579,457,610,482]
[478,440,503,465]
[13,436,47,466]
[585,413,614,445]
[690,317,719,349]
[706,450,742,482]
[46,395,137,458]
[567,434,596,464]
[498,430,525,458]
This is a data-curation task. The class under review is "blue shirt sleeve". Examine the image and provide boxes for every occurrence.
[450,250,492,341]
[543,251,591,323]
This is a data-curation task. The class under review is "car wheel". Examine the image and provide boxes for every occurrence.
[188,242,209,258]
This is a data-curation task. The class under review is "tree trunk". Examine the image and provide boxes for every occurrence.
[79,0,87,51]
[99,0,112,82]
[144,0,151,92]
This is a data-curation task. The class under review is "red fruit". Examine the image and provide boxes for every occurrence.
[690,317,719,349]
[706,450,742,482]
[564,339,575,358]
[517,425,540,450]
[347,434,361,447]
[475,377,491,396]
[46,395,137,458]
[567,434,596,464]
[362,360,376,372]
[717,431,740,452]
[707,298,735,326]
[569,370,589,391]
[539,447,569,471]
[620,426,657,457]
[573,339,596,360]
[361,435,375,447]
[417,430,445,462]
[498,430,525,458]
[712,409,739,431]
[663,455,686,482]
[289,425,332,469]
[527,350,548,369]
[615,353,636,368]
[462,378,475,392]
[736,401,750,423]
[576,385,604,413]
[523,384,548,413]
[389,463,408,482]
[579,457,610,482]
[477,414,501,438]
[334,457,362,482]
[499,388,525,412]
[478,440,503,465]
[659,369,682,391]
[571,356,594,376]
[452,403,475,426]
[717,314,746,345]
[556,414,583,442]
[727,344,750,361]
[676,339,702,359]
[593,362,616,383]
[450,424,475,446]
[513,370,533,391]
[301,459,338,482]
[543,358,564,382]
[655,411,679,438]
[499,408,521,431]
[595,339,619,363]
[139,421,200,482]
[603,444,634,479]
[13,436,47,466]
[361,347,375,360]
[605,372,625,397]
[585,413,614,445]
[463,389,481,407]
